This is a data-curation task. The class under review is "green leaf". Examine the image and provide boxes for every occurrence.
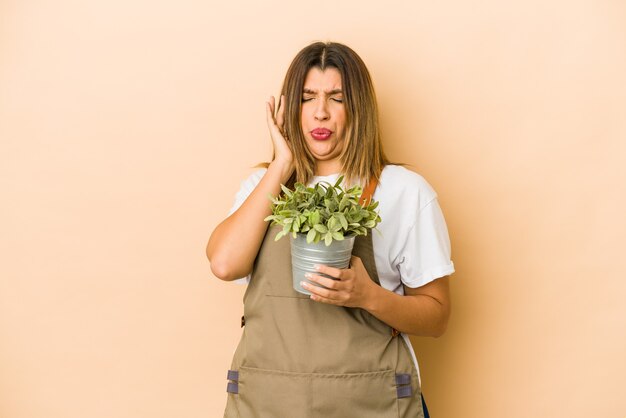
[339,195,348,211]
[331,231,344,241]
[306,228,317,243]
[275,229,288,241]
[324,232,333,246]
[313,224,327,233]
[336,213,348,230]
[280,184,293,197]
[310,210,320,225]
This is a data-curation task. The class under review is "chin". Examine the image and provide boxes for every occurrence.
[311,151,338,161]
[307,143,337,156]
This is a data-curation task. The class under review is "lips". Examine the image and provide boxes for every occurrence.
[310,128,332,141]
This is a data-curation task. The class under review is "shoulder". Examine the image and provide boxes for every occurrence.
[377,165,437,212]
[227,168,267,216]
[238,167,267,190]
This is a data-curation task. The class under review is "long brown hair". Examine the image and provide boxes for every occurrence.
[267,42,389,187]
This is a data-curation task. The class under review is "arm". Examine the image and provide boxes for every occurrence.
[207,163,292,280]
[206,96,294,281]
[302,258,451,337]
[365,275,451,337]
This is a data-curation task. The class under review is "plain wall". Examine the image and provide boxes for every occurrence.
[1,1,625,417]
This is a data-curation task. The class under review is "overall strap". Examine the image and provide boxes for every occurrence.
[354,175,380,287]
[359,176,378,206]
[355,175,400,338]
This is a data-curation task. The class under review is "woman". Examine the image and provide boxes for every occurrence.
[207,41,454,418]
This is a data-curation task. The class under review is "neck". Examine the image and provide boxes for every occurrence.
[314,159,341,177]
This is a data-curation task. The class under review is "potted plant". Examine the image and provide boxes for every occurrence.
[264,176,381,295]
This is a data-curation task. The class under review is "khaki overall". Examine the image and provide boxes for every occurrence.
[224,180,424,418]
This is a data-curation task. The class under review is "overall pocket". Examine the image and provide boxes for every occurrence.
[236,366,399,418]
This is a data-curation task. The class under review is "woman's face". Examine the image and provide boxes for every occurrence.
[300,67,346,175]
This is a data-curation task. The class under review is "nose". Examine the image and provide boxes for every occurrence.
[314,100,330,121]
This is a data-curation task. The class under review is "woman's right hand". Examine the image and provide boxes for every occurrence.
[266,95,294,180]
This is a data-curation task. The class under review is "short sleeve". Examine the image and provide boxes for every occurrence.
[228,168,267,216]
[397,197,455,288]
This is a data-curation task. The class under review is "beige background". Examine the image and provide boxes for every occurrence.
[1,0,625,417]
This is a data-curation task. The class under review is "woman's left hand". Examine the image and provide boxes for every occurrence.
[302,256,376,309]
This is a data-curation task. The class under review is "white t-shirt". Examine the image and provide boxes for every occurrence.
[228,164,455,291]
[227,164,455,382]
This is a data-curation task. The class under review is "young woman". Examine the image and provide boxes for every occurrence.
[207,41,454,418]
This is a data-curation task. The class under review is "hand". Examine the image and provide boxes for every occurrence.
[266,95,294,177]
[301,256,376,309]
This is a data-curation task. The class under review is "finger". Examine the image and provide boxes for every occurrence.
[305,273,339,290]
[266,102,273,128]
[266,100,278,130]
[276,94,285,130]
[349,256,365,272]
[301,280,336,300]
[314,264,344,279]
[268,96,275,115]
[309,293,341,305]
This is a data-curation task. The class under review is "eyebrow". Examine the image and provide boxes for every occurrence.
[302,88,343,95]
